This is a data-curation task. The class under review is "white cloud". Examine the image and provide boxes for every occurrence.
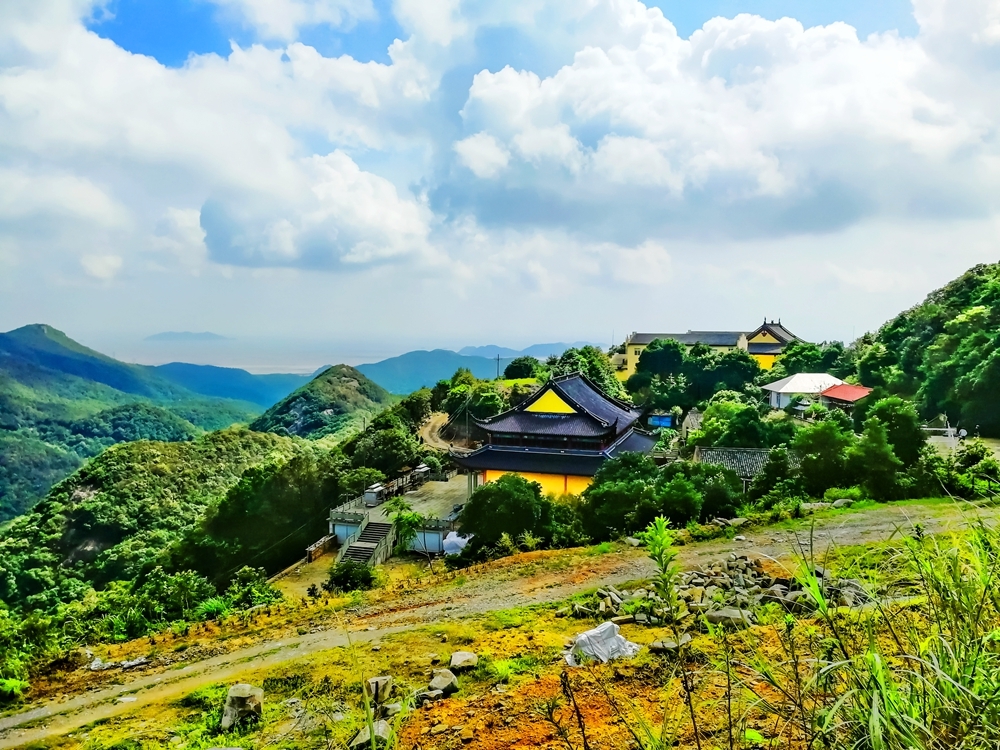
[80,254,122,280]
[209,0,377,41]
[454,132,510,177]
[393,0,466,45]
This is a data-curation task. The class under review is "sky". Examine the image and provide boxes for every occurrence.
[1,0,999,371]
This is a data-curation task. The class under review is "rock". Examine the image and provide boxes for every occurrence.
[625,536,642,547]
[800,502,832,513]
[220,684,264,731]
[461,727,476,742]
[556,607,571,617]
[117,696,137,703]
[450,651,479,671]
[649,633,692,653]
[381,702,402,718]
[611,615,635,625]
[430,724,450,736]
[416,689,444,705]
[704,608,754,628]
[89,658,112,672]
[428,668,459,695]
[832,498,854,509]
[350,720,392,748]
[634,613,649,625]
[728,517,748,528]
[734,535,747,542]
[120,656,148,670]
[365,675,393,705]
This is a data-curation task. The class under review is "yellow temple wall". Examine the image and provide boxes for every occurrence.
[483,470,592,497]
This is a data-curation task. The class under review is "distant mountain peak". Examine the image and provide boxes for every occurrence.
[145,331,228,342]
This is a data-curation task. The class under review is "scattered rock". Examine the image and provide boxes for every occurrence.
[416,689,444,705]
[461,727,476,742]
[800,502,833,513]
[649,633,692,653]
[734,535,747,542]
[89,658,112,672]
[381,702,402,718]
[220,684,264,731]
[625,536,642,547]
[832,498,854,509]
[350,720,392,748]
[365,676,393,705]
[428,668,459,695]
[704,608,755,628]
[728,517,748,527]
[449,651,479,671]
[610,614,635,625]
[120,656,148,670]
[430,724,450,736]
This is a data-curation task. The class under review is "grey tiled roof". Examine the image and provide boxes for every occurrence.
[474,412,614,437]
[629,331,745,347]
[693,447,773,479]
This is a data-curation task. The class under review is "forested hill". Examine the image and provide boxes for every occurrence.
[0,427,302,611]
[250,364,395,439]
[860,262,1000,433]
[0,325,262,521]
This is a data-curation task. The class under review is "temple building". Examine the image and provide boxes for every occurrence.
[612,319,803,378]
[451,373,656,497]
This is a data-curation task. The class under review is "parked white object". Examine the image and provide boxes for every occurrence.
[762,373,844,409]
[565,622,640,666]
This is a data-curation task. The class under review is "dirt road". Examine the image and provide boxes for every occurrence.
[0,497,989,749]
[418,412,456,452]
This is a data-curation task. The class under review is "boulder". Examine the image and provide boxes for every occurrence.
[428,668,459,695]
[449,651,479,671]
[704,608,754,628]
[365,675,393,705]
[220,684,264,731]
[350,720,392,748]
[416,689,444,705]
[649,633,692,653]
[728,517,748,528]
[832,498,854,509]
[380,702,402,718]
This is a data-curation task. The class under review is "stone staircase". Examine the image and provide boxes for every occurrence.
[341,522,394,564]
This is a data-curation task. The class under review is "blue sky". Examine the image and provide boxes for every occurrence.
[2,0,998,371]
[89,0,919,68]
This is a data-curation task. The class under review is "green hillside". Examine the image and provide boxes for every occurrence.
[0,427,300,611]
[250,364,395,439]
[0,325,261,521]
[860,262,1000,434]
[356,349,515,393]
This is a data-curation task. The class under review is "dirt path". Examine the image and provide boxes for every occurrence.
[418,412,455,452]
[1,498,992,748]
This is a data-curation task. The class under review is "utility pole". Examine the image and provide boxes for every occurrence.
[496,353,500,379]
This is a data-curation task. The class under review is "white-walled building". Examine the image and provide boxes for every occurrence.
[762,373,844,409]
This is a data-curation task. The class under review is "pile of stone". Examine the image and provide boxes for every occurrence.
[564,553,873,630]
[415,651,477,707]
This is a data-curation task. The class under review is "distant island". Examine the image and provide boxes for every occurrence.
[145,331,229,342]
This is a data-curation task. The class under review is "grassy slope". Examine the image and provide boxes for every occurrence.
[250,364,396,439]
[0,427,303,610]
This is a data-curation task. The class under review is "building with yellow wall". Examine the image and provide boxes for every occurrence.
[612,321,801,379]
[451,373,656,497]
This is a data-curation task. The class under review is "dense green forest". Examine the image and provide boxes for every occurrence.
[249,364,396,439]
[0,325,264,521]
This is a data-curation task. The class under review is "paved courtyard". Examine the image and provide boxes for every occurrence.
[371,473,469,522]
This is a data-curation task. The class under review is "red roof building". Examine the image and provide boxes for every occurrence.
[820,383,873,406]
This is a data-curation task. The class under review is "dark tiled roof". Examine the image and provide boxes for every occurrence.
[629,331,744,347]
[451,446,608,476]
[749,322,800,344]
[607,430,658,456]
[476,373,639,438]
[693,447,772,479]
[475,412,614,437]
[748,342,784,355]
[452,426,657,477]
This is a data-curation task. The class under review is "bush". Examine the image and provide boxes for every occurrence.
[324,560,377,593]
[0,678,29,702]
[194,597,231,621]
[823,486,865,502]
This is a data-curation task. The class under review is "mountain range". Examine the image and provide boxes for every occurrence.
[355,349,518,394]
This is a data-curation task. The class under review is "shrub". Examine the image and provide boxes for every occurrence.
[324,560,377,593]
[0,678,29,702]
[823,486,865,502]
[194,597,231,621]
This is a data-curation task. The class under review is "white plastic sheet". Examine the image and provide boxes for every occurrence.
[565,621,640,666]
[442,531,471,555]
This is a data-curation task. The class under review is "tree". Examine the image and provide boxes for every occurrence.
[551,346,627,399]
[748,447,795,500]
[865,397,926,467]
[469,383,507,419]
[430,380,451,411]
[636,338,686,377]
[396,389,432,427]
[352,427,421,476]
[655,475,703,526]
[848,418,902,500]
[581,478,658,540]
[458,474,555,550]
[451,368,477,388]
[504,356,540,379]
[712,349,762,392]
[792,420,856,497]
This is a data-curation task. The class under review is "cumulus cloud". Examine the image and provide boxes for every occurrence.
[454,132,510,177]
[3,0,1000,344]
[209,0,377,41]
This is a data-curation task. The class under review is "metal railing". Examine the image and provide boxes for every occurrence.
[333,515,370,565]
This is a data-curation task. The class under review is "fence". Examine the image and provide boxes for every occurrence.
[305,534,336,563]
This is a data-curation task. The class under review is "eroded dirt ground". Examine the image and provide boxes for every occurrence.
[0,497,991,749]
